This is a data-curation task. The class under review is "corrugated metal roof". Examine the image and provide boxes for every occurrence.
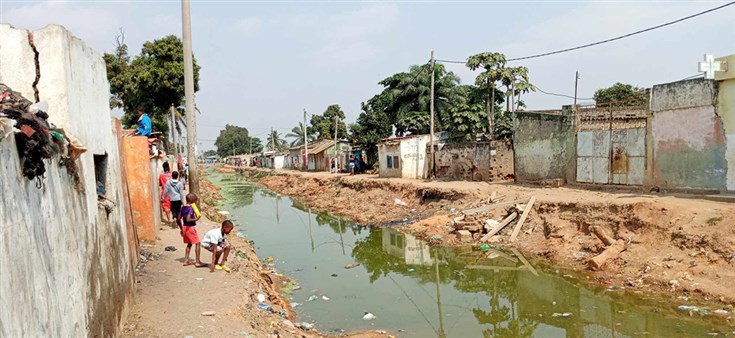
[307,139,335,155]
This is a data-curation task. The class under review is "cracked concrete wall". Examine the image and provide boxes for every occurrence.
[435,141,514,182]
[650,79,727,191]
[513,111,576,183]
[0,24,134,337]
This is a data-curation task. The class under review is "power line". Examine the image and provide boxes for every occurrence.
[536,86,594,101]
[436,1,735,63]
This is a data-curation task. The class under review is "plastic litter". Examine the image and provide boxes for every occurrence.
[201,311,216,316]
[321,296,330,301]
[298,322,315,330]
[331,273,338,277]
[164,246,177,251]
[479,244,491,252]
[289,302,301,308]
[345,263,360,269]
[551,312,572,317]
[306,295,319,302]
[407,268,415,272]
[257,294,266,303]
[362,312,376,320]
[677,305,709,315]
[394,198,408,206]
[257,303,274,312]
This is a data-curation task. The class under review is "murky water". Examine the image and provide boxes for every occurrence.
[209,172,731,338]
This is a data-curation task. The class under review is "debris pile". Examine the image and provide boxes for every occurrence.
[451,192,536,244]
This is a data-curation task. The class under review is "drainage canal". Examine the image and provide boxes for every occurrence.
[210,172,731,337]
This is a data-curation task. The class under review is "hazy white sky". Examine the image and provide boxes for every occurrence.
[2,1,734,151]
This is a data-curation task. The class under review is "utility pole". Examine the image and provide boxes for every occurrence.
[303,109,308,171]
[249,135,252,155]
[429,50,436,178]
[270,127,275,152]
[333,112,338,173]
[573,71,579,108]
[170,105,178,160]
[181,0,198,195]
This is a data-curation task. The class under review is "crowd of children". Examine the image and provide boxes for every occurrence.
[159,162,233,273]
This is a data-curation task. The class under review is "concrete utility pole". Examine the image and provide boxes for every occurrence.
[429,50,436,178]
[181,0,198,195]
[333,112,338,173]
[270,127,275,152]
[303,109,308,171]
[170,104,177,157]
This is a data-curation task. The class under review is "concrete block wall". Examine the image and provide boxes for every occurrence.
[513,111,576,183]
[0,24,134,337]
[649,79,727,191]
[434,141,514,182]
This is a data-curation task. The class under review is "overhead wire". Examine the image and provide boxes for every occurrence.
[435,1,735,63]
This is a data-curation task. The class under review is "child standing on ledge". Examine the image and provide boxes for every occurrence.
[180,193,206,267]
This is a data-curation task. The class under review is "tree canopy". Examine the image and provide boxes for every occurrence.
[103,33,201,136]
[309,104,349,140]
[593,82,647,105]
[214,124,261,157]
[266,130,288,152]
[285,122,315,147]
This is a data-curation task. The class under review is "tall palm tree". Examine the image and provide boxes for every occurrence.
[285,122,314,147]
[266,130,287,152]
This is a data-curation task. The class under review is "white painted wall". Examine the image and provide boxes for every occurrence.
[0,24,133,337]
[378,143,401,178]
[399,135,431,179]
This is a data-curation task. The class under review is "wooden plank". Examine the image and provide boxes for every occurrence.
[466,265,525,271]
[509,196,536,242]
[510,248,538,276]
[480,212,518,242]
[486,248,519,263]
[462,200,524,215]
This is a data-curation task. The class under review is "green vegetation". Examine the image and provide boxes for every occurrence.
[214,124,262,157]
[593,82,647,105]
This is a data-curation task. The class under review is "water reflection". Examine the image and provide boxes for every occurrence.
[211,173,729,338]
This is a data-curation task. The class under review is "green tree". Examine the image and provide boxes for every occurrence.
[349,101,393,163]
[376,63,464,136]
[285,122,315,147]
[202,150,217,157]
[103,34,200,136]
[501,66,536,112]
[593,82,647,105]
[466,52,507,139]
[309,104,348,140]
[266,130,287,152]
[214,124,261,157]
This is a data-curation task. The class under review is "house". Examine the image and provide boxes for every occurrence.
[261,151,286,169]
[288,145,304,170]
[377,134,434,179]
[299,139,351,172]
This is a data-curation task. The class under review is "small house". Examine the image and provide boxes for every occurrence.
[377,134,433,179]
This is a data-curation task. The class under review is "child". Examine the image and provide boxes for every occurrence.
[159,162,173,222]
[179,193,206,267]
[201,220,234,273]
[162,171,184,228]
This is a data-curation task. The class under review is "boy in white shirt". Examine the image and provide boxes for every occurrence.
[202,220,234,272]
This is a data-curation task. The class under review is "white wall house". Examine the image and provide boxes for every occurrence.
[378,134,433,179]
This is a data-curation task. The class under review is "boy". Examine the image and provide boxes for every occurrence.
[179,193,206,267]
[159,162,173,222]
[162,171,185,227]
[201,220,234,273]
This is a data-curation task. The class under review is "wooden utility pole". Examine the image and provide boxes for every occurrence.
[181,0,199,195]
[303,109,308,171]
[429,50,436,178]
[270,127,275,152]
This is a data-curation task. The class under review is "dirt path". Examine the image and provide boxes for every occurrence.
[122,215,389,338]
[231,166,735,318]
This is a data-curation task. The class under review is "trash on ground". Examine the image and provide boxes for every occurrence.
[407,268,415,272]
[164,246,176,251]
[201,311,216,316]
[394,198,408,206]
[289,302,301,308]
[195,277,204,281]
[479,244,491,252]
[257,302,274,312]
[257,294,266,303]
[345,263,360,269]
[551,312,572,317]
[218,210,230,215]
[362,312,376,320]
[297,322,315,330]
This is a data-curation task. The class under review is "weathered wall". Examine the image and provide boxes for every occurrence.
[435,141,514,182]
[513,111,576,183]
[122,136,158,241]
[0,24,133,337]
[400,135,431,179]
[378,143,401,178]
[650,79,726,191]
[576,128,645,185]
[715,54,735,191]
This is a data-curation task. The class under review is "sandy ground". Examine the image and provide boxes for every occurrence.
[231,166,735,322]
[121,176,391,338]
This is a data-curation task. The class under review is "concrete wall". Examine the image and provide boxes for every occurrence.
[0,24,134,337]
[378,143,402,178]
[435,141,514,182]
[716,54,735,191]
[650,79,727,191]
[400,135,431,179]
[576,128,645,185]
[513,111,576,183]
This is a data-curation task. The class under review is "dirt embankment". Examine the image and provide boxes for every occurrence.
[235,166,735,316]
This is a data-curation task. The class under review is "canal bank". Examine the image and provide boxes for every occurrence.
[224,166,735,326]
[206,169,733,337]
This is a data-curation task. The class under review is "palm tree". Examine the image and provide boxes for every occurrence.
[266,130,287,152]
[285,122,314,147]
[466,52,507,140]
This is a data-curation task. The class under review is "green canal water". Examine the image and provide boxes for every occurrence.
[209,172,732,338]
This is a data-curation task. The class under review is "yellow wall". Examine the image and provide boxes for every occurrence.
[716,54,735,191]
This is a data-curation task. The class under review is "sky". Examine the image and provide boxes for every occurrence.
[2,1,734,151]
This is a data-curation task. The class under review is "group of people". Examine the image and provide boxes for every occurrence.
[159,162,233,273]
